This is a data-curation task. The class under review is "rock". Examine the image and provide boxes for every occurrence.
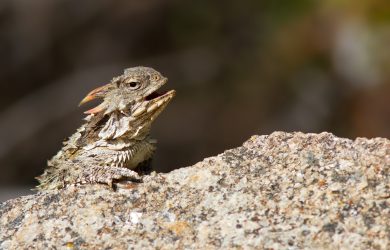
[0,132,389,249]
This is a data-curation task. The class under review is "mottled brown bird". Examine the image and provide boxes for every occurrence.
[36,67,175,190]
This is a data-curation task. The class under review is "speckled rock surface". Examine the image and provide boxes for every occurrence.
[1,132,389,249]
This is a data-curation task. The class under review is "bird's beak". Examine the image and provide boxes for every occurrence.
[79,85,107,114]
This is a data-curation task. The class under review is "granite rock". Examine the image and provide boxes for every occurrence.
[1,132,389,249]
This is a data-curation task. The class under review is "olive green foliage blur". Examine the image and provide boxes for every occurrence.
[0,0,388,187]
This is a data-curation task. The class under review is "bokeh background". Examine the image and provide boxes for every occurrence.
[0,0,389,201]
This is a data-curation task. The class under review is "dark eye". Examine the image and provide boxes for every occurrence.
[127,81,140,89]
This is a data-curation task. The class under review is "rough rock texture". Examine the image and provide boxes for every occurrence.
[1,132,389,249]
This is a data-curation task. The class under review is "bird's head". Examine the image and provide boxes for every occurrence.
[79,66,175,121]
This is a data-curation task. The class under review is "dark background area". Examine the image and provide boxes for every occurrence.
[0,0,389,201]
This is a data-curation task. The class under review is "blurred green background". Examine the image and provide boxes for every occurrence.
[0,0,389,201]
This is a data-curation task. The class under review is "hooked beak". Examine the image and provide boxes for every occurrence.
[79,85,107,114]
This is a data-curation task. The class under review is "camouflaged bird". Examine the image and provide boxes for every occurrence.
[36,67,175,190]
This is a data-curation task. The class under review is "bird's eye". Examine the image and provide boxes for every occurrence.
[127,81,140,89]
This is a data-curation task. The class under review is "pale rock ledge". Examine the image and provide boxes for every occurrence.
[1,132,389,249]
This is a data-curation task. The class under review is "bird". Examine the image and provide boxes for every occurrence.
[36,66,175,190]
